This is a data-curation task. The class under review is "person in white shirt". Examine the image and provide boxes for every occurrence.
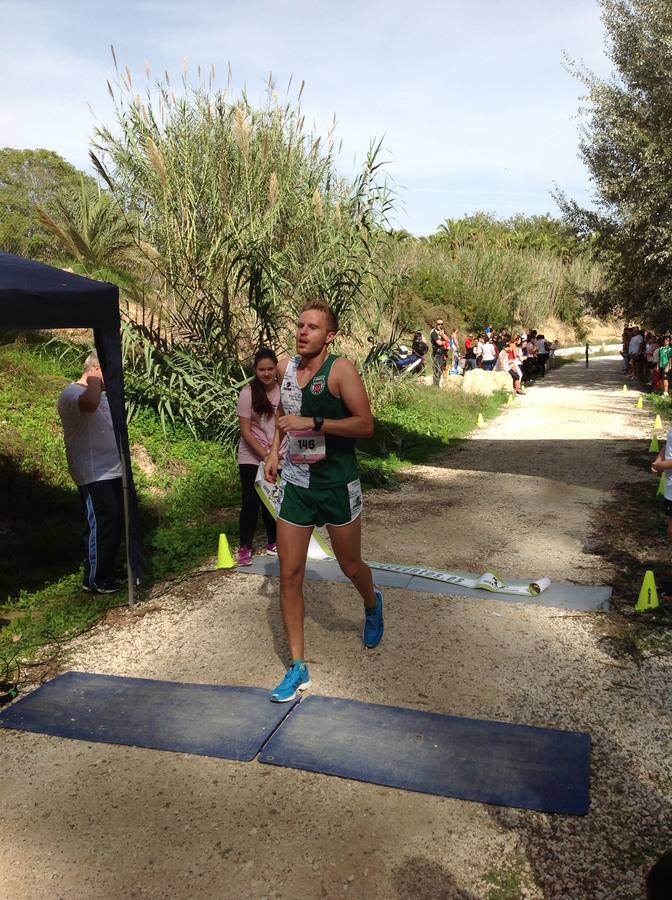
[652,429,672,577]
[495,337,524,394]
[474,335,484,367]
[58,351,123,593]
[628,329,645,379]
[481,336,497,370]
[535,334,550,378]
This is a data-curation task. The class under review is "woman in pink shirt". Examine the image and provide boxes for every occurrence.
[237,348,285,566]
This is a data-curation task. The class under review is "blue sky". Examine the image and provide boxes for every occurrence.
[1,0,611,235]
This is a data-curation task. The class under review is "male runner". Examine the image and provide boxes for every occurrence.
[264,300,384,702]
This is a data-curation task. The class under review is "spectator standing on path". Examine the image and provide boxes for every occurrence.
[495,337,524,395]
[481,336,497,370]
[526,334,538,380]
[535,334,550,378]
[474,334,484,368]
[236,348,287,567]
[264,301,384,703]
[430,318,449,386]
[658,335,672,396]
[629,328,646,380]
[57,351,123,594]
[621,326,633,374]
[464,335,477,370]
[645,334,659,388]
[449,327,460,374]
[651,427,672,552]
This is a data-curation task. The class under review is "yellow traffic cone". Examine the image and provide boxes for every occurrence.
[654,414,662,430]
[650,434,660,453]
[217,533,236,569]
[635,570,660,611]
[657,473,666,496]
[622,384,629,393]
[637,396,644,409]
[477,413,485,427]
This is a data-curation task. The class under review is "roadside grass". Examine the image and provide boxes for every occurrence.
[0,337,507,686]
[586,390,672,659]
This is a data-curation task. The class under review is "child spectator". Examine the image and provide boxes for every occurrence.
[236,348,286,566]
[474,334,484,367]
[449,328,460,374]
[495,338,524,394]
[646,334,659,387]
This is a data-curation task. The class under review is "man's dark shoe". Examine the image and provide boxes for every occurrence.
[82,578,120,594]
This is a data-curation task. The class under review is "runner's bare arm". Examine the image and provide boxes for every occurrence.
[264,358,290,483]
[277,358,374,439]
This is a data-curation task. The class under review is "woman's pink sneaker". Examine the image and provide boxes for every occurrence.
[266,543,278,555]
[237,546,253,566]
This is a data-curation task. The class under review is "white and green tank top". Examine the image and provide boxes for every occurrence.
[281,355,359,489]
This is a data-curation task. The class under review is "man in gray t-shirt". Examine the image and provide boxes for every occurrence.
[58,351,123,593]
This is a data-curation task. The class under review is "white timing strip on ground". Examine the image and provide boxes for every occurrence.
[255,466,551,597]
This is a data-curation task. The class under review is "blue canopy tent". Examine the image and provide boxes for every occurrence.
[0,252,142,603]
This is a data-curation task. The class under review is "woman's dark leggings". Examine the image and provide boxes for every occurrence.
[239,464,277,548]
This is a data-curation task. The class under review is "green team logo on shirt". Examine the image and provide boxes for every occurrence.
[310,376,326,395]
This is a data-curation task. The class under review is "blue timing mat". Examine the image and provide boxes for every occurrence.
[259,695,591,815]
[0,671,296,761]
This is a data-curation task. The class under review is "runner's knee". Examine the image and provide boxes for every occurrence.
[279,561,306,587]
[338,557,364,581]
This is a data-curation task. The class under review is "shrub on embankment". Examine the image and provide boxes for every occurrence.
[0,335,506,684]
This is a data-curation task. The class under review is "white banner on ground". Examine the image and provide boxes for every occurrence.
[254,464,550,595]
[365,563,551,597]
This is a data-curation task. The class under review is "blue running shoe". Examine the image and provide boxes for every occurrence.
[270,662,312,703]
[363,590,384,649]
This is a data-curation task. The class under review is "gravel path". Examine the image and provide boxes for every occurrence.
[1,357,671,899]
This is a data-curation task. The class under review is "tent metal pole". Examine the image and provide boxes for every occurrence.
[120,449,137,606]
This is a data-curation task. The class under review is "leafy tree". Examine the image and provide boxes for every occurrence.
[0,148,91,258]
[37,177,137,270]
[558,0,672,328]
[69,63,394,439]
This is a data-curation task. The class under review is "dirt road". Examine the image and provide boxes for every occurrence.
[1,357,671,899]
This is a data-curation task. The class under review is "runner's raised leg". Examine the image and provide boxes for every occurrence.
[326,516,376,609]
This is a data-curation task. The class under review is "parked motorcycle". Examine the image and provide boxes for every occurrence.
[363,336,425,376]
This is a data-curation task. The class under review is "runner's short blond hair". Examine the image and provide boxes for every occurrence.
[300,300,338,333]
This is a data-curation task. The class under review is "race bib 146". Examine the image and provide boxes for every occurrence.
[288,429,326,464]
